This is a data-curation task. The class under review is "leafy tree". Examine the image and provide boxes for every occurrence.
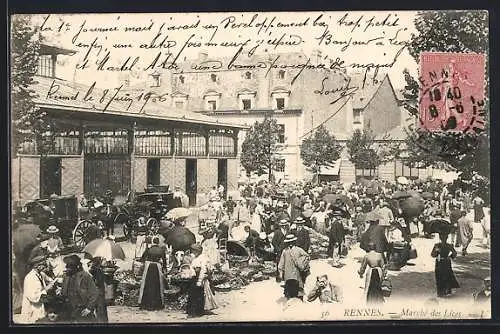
[11,15,52,157]
[300,125,341,181]
[240,115,284,182]
[346,129,379,170]
[401,10,489,179]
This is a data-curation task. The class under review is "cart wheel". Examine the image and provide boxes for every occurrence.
[72,220,92,250]
[147,217,159,230]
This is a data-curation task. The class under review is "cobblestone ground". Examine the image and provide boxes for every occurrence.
[106,211,490,322]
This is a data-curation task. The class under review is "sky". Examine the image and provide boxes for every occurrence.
[27,11,419,89]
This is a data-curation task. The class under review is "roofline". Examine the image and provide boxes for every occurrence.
[34,102,249,130]
[360,73,391,110]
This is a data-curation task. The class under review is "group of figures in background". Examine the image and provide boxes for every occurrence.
[13,174,491,323]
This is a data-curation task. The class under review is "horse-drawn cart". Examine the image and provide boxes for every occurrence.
[17,195,103,251]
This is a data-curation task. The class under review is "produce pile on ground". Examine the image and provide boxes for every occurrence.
[308,228,331,260]
[212,258,277,291]
[113,257,278,308]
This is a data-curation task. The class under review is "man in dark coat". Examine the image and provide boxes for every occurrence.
[293,217,310,253]
[272,219,289,282]
[360,211,388,261]
[327,211,346,267]
[60,255,99,323]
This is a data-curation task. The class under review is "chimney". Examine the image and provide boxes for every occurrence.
[311,49,322,65]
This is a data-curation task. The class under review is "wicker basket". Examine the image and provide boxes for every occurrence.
[381,279,392,297]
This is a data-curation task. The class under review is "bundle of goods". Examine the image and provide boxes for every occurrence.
[308,228,330,259]
[114,270,141,307]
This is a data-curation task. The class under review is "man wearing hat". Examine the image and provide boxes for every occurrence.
[272,219,289,282]
[278,234,311,299]
[327,210,347,267]
[293,217,310,253]
[20,255,56,323]
[474,276,491,304]
[46,225,64,252]
[360,211,389,261]
[60,254,99,322]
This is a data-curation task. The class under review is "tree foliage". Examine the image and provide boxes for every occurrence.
[11,15,52,157]
[402,10,489,179]
[300,125,342,175]
[346,129,385,169]
[240,115,284,181]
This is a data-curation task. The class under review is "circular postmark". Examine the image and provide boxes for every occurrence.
[408,52,487,158]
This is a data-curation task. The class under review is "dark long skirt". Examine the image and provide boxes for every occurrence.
[95,293,108,323]
[474,205,485,222]
[366,269,384,304]
[139,263,164,311]
[435,258,460,297]
[186,281,205,317]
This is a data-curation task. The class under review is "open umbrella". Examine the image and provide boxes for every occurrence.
[164,225,196,251]
[166,207,191,221]
[397,176,409,185]
[427,218,453,234]
[322,193,354,209]
[83,238,126,260]
[12,224,42,258]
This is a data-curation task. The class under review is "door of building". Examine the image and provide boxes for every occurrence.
[147,158,161,186]
[40,157,62,198]
[84,155,131,197]
[186,159,197,206]
[217,159,227,199]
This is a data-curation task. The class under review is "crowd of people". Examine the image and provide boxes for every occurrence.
[16,175,491,323]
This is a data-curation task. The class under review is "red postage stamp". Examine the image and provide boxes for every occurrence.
[419,52,486,133]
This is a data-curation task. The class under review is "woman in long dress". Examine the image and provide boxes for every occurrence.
[186,243,218,318]
[358,242,386,305]
[431,233,459,297]
[138,237,166,311]
[88,257,108,322]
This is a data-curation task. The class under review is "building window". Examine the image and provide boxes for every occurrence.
[276,98,285,110]
[210,74,217,82]
[245,71,252,79]
[179,75,185,84]
[353,110,361,124]
[151,73,161,87]
[175,101,184,109]
[242,99,251,110]
[208,100,217,111]
[394,160,421,179]
[37,55,54,77]
[275,159,285,172]
[277,124,285,143]
[278,70,286,79]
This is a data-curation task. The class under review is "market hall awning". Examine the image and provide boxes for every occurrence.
[319,159,341,175]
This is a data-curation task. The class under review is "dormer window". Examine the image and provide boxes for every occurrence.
[172,91,189,110]
[210,74,217,82]
[238,89,256,111]
[271,88,291,110]
[37,55,55,77]
[203,90,221,111]
[278,70,286,79]
[245,71,252,79]
[151,72,161,87]
[208,100,217,110]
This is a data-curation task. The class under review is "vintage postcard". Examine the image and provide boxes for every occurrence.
[10,10,490,324]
